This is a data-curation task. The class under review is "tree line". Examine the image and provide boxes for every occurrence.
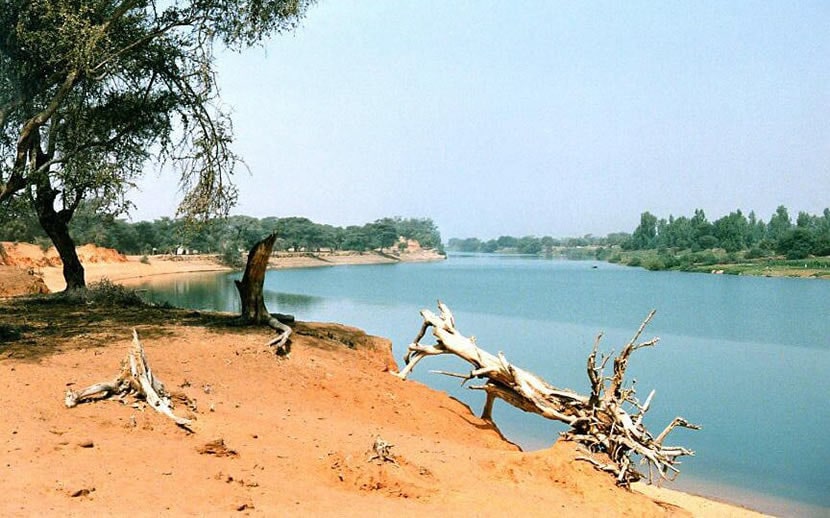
[447,205,830,261]
[0,203,442,260]
[624,206,830,260]
[447,233,629,255]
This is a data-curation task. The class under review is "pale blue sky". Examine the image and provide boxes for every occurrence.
[131,1,830,240]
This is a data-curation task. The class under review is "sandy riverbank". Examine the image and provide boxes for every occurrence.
[0,299,767,517]
[0,241,444,293]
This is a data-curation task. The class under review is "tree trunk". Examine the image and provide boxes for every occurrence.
[235,233,277,323]
[32,183,85,291]
[234,233,292,355]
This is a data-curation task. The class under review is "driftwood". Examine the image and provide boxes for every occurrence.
[368,436,398,465]
[395,302,700,486]
[234,233,292,355]
[65,329,193,430]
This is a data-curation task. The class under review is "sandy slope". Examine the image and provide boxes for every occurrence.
[0,317,766,517]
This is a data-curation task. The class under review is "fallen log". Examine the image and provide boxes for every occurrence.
[395,301,700,486]
[65,329,193,430]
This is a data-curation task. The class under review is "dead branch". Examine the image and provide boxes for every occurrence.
[65,329,193,430]
[266,315,292,356]
[368,436,398,465]
[396,301,700,487]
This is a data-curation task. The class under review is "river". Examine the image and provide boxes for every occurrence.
[134,253,830,516]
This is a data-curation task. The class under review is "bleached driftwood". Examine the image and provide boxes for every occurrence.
[368,436,398,465]
[65,329,192,429]
[265,316,292,355]
[396,301,700,486]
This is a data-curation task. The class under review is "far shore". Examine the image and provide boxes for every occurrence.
[38,249,445,292]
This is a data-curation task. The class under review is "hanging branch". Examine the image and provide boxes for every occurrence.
[396,301,700,486]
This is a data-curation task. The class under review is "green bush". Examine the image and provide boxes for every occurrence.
[36,238,52,252]
[140,255,150,264]
[644,258,665,271]
[700,252,719,265]
[744,248,767,259]
[220,244,245,268]
[627,257,642,267]
[87,278,146,307]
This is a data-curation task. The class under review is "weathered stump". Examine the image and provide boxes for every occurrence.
[234,233,292,355]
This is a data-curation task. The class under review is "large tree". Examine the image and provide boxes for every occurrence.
[0,0,312,290]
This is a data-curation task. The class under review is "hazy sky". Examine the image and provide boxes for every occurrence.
[130,1,830,240]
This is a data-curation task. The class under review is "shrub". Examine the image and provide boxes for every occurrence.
[85,278,146,307]
[644,258,665,271]
[220,244,245,268]
[813,235,830,257]
[627,257,642,267]
[0,324,22,341]
[745,248,767,259]
[697,235,719,250]
[36,237,52,252]
[692,252,718,266]
[140,255,150,264]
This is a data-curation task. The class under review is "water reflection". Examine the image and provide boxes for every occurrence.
[134,272,325,316]
[264,291,321,311]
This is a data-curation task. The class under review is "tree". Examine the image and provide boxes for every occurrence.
[631,211,658,249]
[368,219,398,250]
[0,0,312,290]
[517,235,542,254]
[713,210,749,253]
[767,205,792,242]
[776,228,814,260]
[690,209,714,250]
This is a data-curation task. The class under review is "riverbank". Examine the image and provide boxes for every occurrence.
[0,241,445,294]
[599,248,830,279]
[0,292,768,517]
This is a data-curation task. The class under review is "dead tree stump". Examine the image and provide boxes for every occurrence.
[234,233,292,355]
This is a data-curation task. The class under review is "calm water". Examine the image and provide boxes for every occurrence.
[135,254,830,516]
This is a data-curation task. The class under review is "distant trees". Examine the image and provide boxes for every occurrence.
[0,211,444,258]
[446,234,613,255]
[445,205,830,261]
[619,205,830,259]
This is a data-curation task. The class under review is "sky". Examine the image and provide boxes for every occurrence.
[130,1,830,240]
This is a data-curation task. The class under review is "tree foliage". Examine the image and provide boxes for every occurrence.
[619,206,829,258]
[446,205,830,260]
[0,209,444,258]
[0,0,313,288]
